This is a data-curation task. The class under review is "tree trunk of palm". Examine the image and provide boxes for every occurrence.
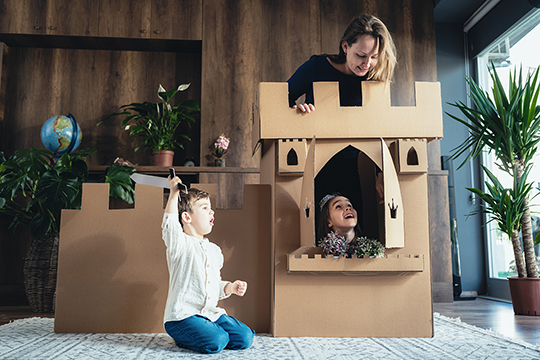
[511,229,527,278]
[516,160,539,278]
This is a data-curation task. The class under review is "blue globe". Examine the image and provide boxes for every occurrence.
[40,113,82,156]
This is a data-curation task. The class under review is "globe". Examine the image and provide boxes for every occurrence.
[40,113,82,156]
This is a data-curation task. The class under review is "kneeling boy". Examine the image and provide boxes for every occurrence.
[162,175,254,354]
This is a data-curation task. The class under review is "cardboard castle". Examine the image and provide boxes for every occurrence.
[55,80,443,337]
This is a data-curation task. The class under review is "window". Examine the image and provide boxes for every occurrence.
[476,8,540,281]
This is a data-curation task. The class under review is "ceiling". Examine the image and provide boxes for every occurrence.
[434,0,490,24]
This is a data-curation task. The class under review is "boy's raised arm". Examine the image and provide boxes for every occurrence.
[165,175,183,214]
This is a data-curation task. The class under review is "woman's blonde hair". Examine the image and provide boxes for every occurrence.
[328,14,397,83]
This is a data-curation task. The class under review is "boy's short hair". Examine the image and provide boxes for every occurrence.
[178,188,210,222]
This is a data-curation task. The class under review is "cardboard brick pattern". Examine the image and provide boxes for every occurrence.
[256,81,441,337]
[253,81,443,151]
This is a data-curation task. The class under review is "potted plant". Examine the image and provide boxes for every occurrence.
[352,236,385,258]
[98,84,200,166]
[447,64,540,315]
[212,134,230,167]
[0,148,136,312]
[320,231,349,258]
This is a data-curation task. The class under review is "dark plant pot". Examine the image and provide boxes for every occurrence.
[23,233,59,313]
[153,150,174,166]
[508,276,540,316]
[215,158,226,167]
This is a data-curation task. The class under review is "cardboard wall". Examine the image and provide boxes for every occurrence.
[55,183,272,333]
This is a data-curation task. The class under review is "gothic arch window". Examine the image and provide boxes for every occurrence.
[287,148,298,166]
[407,147,419,166]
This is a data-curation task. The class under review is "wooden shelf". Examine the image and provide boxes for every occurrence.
[89,165,260,176]
[0,33,202,53]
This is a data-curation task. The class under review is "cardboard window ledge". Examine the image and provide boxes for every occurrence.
[287,246,424,273]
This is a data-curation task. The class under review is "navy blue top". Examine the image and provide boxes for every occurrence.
[287,55,367,108]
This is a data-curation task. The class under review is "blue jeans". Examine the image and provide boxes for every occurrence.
[165,314,254,354]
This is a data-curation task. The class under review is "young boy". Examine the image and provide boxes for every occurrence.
[162,175,254,354]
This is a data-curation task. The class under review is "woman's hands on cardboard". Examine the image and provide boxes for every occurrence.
[293,103,315,113]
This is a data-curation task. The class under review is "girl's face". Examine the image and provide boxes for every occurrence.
[342,34,379,77]
[327,196,357,236]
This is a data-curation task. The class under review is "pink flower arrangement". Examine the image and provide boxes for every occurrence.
[319,231,385,258]
[213,134,230,158]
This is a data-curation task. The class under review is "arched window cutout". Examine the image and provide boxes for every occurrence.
[287,148,298,166]
[407,147,419,166]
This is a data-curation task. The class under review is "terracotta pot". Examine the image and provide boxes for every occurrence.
[153,150,174,166]
[508,276,540,316]
[215,158,226,167]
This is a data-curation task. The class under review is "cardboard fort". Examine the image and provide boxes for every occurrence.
[54,80,442,338]
[254,81,443,337]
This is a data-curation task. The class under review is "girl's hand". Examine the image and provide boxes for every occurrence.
[227,280,247,297]
[293,103,315,113]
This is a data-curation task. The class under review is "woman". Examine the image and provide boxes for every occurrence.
[288,14,397,233]
[288,14,397,112]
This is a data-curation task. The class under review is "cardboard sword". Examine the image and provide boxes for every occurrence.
[130,169,188,193]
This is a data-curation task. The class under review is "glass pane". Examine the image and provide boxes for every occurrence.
[477,9,540,280]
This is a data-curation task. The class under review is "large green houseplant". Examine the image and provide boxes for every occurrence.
[98,84,200,166]
[0,148,136,312]
[447,64,540,314]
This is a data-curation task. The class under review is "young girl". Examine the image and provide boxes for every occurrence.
[317,192,362,246]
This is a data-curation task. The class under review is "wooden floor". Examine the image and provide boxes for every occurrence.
[433,297,539,345]
[1,298,538,345]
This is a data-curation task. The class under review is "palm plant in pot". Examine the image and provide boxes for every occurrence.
[98,84,200,166]
[447,64,540,315]
[0,148,136,312]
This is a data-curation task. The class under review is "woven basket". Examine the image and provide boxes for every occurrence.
[23,233,59,313]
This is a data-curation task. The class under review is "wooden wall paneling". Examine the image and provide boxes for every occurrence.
[86,50,151,166]
[200,0,263,209]
[46,0,99,36]
[170,51,202,165]
[3,47,201,167]
[151,0,203,40]
[0,0,48,35]
[3,48,56,155]
[261,0,321,82]
[98,0,151,38]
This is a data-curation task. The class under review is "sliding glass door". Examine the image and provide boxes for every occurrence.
[476,9,540,299]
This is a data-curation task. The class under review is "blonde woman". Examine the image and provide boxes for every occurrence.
[288,14,397,112]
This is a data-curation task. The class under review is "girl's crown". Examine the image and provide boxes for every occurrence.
[319,194,336,210]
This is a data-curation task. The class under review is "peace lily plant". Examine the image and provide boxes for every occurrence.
[99,84,200,152]
[447,63,540,278]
